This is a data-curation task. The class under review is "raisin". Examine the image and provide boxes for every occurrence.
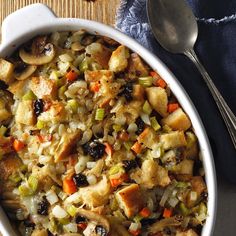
[37,197,49,215]
[34,99,44,117]
[95,225,107,236]
[23,220,35,228]
[140,218,156,227]
[123,160,138,172]
[118,82,133,101]
[135,117,145,135]
[73,173,89,187]
[83,141,105,160]
[0,80,8,90]
[75,215,86,224]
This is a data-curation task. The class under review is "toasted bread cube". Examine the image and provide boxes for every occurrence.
[162,108,191,131]
[29,77,57,99]
[0,108,11,122]
[15,100,36,125]
[116,184,144,218]
[190,176,206,197]
[127,53,149,78]
[146,87,168,117]
[160,131,187,150]
[176,229,198,236]
[109,45,130,73]
[0,59,14,84]
[85,70,113,82]
[8,80,29,99]
[173,159,194,175]
[132,84,145,101]
[55,130,81,162]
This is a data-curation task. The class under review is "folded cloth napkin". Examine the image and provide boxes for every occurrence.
[116,0,236,183]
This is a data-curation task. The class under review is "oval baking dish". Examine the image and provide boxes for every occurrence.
[0,4,217,236]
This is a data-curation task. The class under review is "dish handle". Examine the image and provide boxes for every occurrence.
[1,3,56,45]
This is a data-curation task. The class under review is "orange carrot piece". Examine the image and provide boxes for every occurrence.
[63,178,77,194]
[129,229,141,236]
[104,142,113,156]
[66,70,78,82]
[163,208,173,218]
[139,207,151,218]
[119,131,129,141]
[167,103,180,113]
[37,134,52,143]
[13,139,25,152]
[110,173,129,188]
[131,142,142,154]
[150,71,161,79]
[78,222,88,230]
[150,71,167,88]
[90,81,100,92]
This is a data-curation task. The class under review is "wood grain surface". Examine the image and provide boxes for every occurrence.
[0,0,120,27]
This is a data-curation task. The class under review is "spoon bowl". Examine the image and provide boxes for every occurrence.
[147,0,236,149]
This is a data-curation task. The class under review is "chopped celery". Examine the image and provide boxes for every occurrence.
[0,126,7,136]
[138,76,153,87]
[36,120,45,129]
[151,144,163,158]
[28,175,38,192]
[109,164,125,176]
[186,132,197,148]
[68,99,79,113]
[79,59,89,72]
[22,90,37,100]
[67,205,78,217]
[58,217,70,225]
[179,202,190,216]
[110,198,119,211]
[133,214,143,223]
[58,85,67,99]
[124,141,133,150]
[50,70,60,80]
[150,117,161,131]
[95,108,105,121]
[113,124,122,132]
[162,124,172,133]
[18,185,32,197]
[143,100,152,115]
[9,173,21,183]
[176,182,190,188]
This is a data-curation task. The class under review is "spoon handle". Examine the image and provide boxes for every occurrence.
[185,48,236,149]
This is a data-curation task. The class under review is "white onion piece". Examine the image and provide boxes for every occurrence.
[65,192,81,204]
[129,222,141,231]
[127,123,138,133]
[46,190,59,205]
[87,174,97,185]
[168,197,179,208]
[63,223,78,233]
[140,113,151,125]
[87,162,96,169]
[52,205,68,219]
[75,156,88,174]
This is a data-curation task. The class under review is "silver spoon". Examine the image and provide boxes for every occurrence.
[147,0,236,149]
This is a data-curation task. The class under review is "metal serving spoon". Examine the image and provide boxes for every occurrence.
[147,0,236,149]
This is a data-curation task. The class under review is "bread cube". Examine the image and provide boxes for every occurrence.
[0,59,14,84]
[161,108,191,131]
[116,184,144,218]
[176,229,198,236]
[160,131,187,150]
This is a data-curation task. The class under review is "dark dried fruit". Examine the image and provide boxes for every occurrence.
[23,220,35,228]
[73,173,89,187]
[37,197,49,215]
[95,225,107,236]
[118,82,133,101]
[123,160,138,172]
[0,80,8,90]
[34,99,44,117]
[135,117,145,135]
[75,215,86,224]
[83,141,105,160]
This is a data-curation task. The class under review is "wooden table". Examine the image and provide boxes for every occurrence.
[0,0,120,27]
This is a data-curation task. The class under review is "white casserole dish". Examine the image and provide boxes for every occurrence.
[0,4,217,236]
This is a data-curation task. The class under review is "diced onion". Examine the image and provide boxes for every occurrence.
[140,113,151,125]
[129,222,141,231]
[190,191,198,201]
[63,223,78,233]
[168,197,179,208]
[46,190,59,205]
[127,123,138,133]
[52,205,68,219]
[65,192,81,204]
[87,162,96,169]
[75,156,88,173]
[59,53,74,62]
[87,174,97,185]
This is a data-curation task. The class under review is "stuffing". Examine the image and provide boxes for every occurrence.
[176,229,198,236]
[160,131,187,150]
[0,59,14,84]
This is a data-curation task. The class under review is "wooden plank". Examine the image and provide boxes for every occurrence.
[0,0,120,26]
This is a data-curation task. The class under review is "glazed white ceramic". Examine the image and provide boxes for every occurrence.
[0,4,217,236]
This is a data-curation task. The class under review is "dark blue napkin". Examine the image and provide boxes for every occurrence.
[116,0,236,183]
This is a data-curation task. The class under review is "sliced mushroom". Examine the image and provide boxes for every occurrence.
[19,43,56,65]
[76,208,110,233]
[14,65,37,80]
[71,42,85,52]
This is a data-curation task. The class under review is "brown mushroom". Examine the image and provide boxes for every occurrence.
[19,43,56,65]
[14,65,37,80]
[76,208,110,233]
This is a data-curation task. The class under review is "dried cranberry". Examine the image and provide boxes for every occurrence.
[123,160,138,172]
[37,197,49,215]
[34,99,44,117]
[75,215,86,224]
[83,141,105,160]
[118,82,133,101]
[135,117,145,135]
[73,173,89,187]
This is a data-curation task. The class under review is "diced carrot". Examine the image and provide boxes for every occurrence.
[66,70,78,82]
[90,81,100,92]
[150,71,167,88]
[139,207,151,218]
[37,134,52,143]
[119,131,129,141]
[104,142,113,156]
[138,127,149,140]
[167,103,180,113]
[129,229,141,236]
[78,222,88,230]
[150,71,161,79]
[99,98,111,108]
[13,139,25,152]
[163,208,173,218]
[131,142,142,154]
[63,178,77,194]
[110,173,129,188]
